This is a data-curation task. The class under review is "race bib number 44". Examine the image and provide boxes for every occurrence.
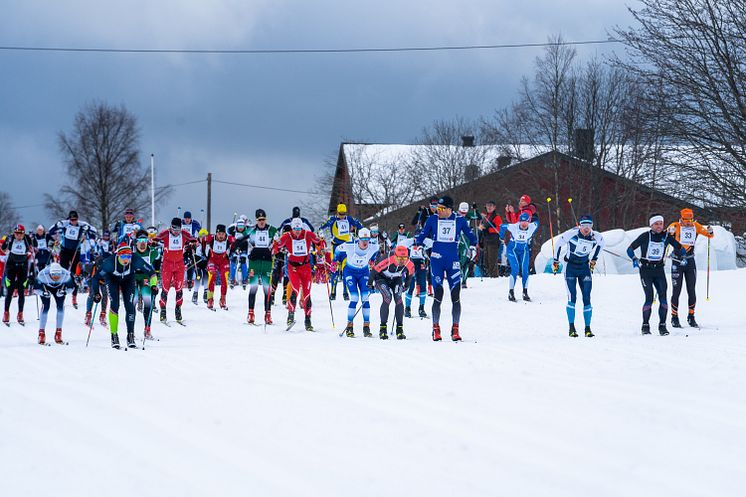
[255,230,270,248]
[437,220,456,243]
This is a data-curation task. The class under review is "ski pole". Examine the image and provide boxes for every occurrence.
[546,198,556,274]
[568,198,578,226]
[86,300,99,348]
[325,273,336,331]
[706,235,711,301]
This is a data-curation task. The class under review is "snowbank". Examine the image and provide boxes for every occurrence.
[535,225,737,274]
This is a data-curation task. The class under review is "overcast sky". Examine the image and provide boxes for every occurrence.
[0,0,637,229]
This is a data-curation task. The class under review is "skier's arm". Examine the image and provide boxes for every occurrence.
[553,228,577,261]
[590,232,605,261]
[626,233,645,261]
[696,221,714,238]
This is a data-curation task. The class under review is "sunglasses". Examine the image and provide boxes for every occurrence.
[436,205,447,211]
[118,253,132,261]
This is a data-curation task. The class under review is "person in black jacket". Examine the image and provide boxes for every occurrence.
[411,198,438,229]
[2,224,33,326]
[627,215,685,336]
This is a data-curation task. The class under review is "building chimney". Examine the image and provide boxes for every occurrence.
[497,155,512,169]
[461,135,475,147]
[573,128,595,163]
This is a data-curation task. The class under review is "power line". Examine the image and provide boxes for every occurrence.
[0,38,621,55]
[213,179,323,195]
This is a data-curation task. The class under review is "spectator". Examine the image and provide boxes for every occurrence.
[478,200,503,277]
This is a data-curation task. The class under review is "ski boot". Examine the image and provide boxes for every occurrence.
[99,311,107,327]
[379,324,389,340]
[17,312,24,326]
[641,323,651,335]
[219,296,227,310]
[203,289,208,304]
[432,323,442,342]
[85,311,92,327]
[2,310,8,326]
[687,314,699,328]
[344,322,354,338]
[584,326,594,338]
[38,329,46,345]
[508,289,516,302]
[54,328,64,344]
[160,308,167,322]
[242,282,247,291]
[127,331,136,348]
[247,310,255,325]
[286,311,295,327]
[418,305,428,318]
[451,324,462,342]
[569,323,578,337]
[363,323,372,337]
[144,326,153,340]
[461,280,467,289]
[192,291,199,305]
[264,310,273,325]
[404,306,412,318]
[396,325,406,340]
[174,306,183,323]
[304,316,314,332]
[187,279,194,291]
[522,289,531,302]
[658,323,669,336]
[671,315,682,328]
[207,298,214,310]
[111,333,121,349]
[229,280,236,290]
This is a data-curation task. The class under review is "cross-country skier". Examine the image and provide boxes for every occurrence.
[404,239,429,319]
[279,206,315,232]
[415,196,478,342]
[133,230,160,340]
[238,209,277,324]
[202,224,234,310]
[552,215,605,337]
[191,229,209,305]
[2,225,34,326]
[390,223,411,248]
[273,218,323,331]
[112,207,142,243]
[627,215,685,336]
[155,218,195,323]
[502,212,539,302]
[34,262,76,344]
[370,245,414,340]
[270,225,291,306]
[49,210,97,308]
[32,225,53,271]
[667,208,714,328]
[228,219,249,289]
[334,228,378,337]
[91,242,156,348]
[318,203,363,300]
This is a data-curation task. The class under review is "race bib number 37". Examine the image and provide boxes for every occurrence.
[437,220,456,243]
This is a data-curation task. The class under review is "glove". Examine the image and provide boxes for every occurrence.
[707,226,714,235]
[468,246,477,261]
[93,292,102,303]
[552,261,560,274]
[589,260,596,272]
[667,225,676,235]
[632,258,639,269]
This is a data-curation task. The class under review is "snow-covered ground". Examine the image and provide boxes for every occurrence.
[1,269,745,497]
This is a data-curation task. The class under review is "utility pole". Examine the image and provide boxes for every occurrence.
[206,172,212,232]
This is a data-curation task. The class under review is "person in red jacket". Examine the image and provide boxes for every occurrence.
[272,218,323,331]
[203,224,234,310]
[505,194,538,224]
[155,217,195,323]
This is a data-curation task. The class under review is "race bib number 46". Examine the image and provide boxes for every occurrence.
[437,220,456,243]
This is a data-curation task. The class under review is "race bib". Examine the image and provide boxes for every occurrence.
[573,238,594,257]
[514,229,529,243]
[347,252,369,268]
[396,235,409,247]
[255,230,270,248]
[213,240,227,254]
[680,226,696,245]
[123,224,136,236]
[168,234,183,251]
[336,219,350,236]
[410,246,424,259]
[11,240,26,255]
[292,239,308,256]
[100,241,110,252]
[37,239,48,250]
[437,220,456,243]
[65,225,80,240]
[647,241,665,261]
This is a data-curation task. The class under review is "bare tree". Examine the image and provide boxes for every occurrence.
[615,0,746,208]
[49,101,169,229]
[0,192,19,233]
[409,117,493,197]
